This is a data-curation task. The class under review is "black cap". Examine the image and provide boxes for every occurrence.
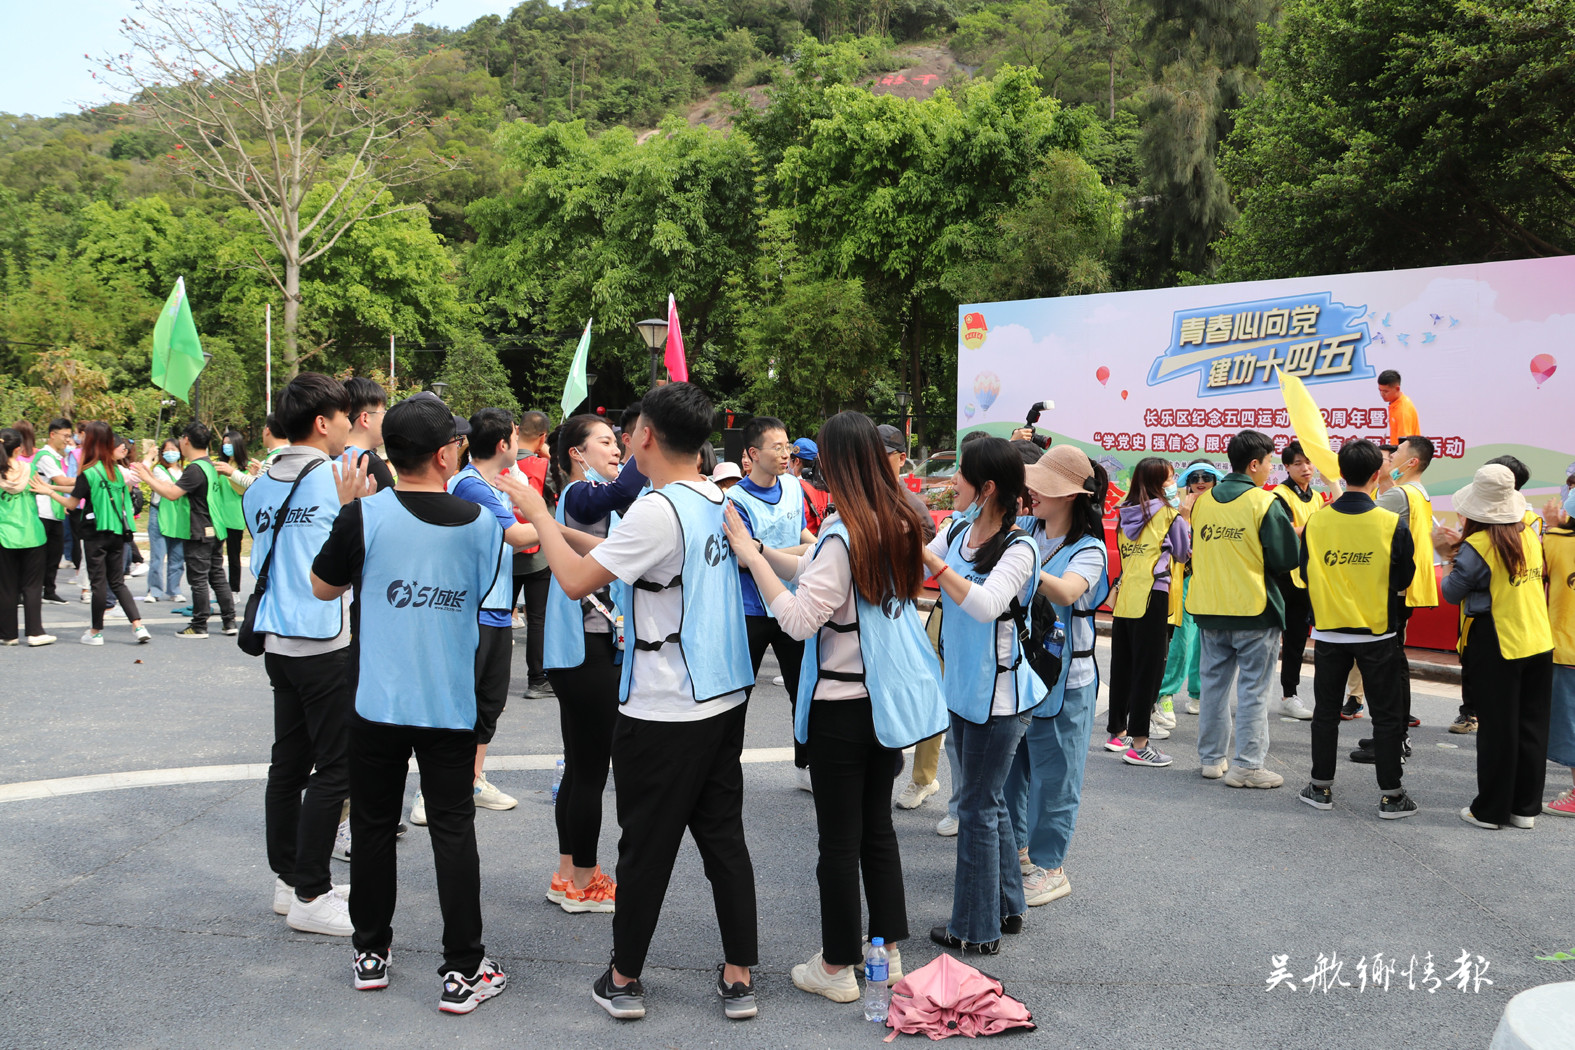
[876,424,905,454]
[383,395,463,460]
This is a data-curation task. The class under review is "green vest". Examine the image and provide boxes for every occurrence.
[156,460,226,541]
[189,458,229,541]
[0,460,46,549]
[209,464,246,531]
[84,462,135,536]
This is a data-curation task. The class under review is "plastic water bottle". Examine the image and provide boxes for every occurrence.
[550,759,564,804]
[863,938,890,1023]
[1043,618,1065,660]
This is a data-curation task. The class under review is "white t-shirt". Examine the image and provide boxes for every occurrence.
[33,446,65,521]
[1033,532,1107,692]
[591,479,748,722]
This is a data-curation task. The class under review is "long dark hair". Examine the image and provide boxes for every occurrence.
[13,419,35,457]
[222,428,249,471]
[1065,462,1109,550]
[957,436,1025,575]
[0,427,19,476]
[817,411,925,603]
[1124,456,1171,525]
[551,414,615,492]
[1461,518,1529,579]
[81,421,119,482]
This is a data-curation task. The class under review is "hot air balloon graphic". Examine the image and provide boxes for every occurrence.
[961,312,989,349]
[973,372,1001,412]
[1531,354,1557,388]
[964,402,976,419]
[1120,389,1129,400]
[1096,365,1110,386]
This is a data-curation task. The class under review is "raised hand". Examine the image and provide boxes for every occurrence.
[496,469,548,522]
[332,452,375,505]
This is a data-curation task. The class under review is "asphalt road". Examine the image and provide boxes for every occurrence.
[2,575,1571,1049]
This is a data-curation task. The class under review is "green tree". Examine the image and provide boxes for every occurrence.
[438,331,521,418]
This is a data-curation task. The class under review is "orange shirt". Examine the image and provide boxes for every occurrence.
[1387,392,1420,444]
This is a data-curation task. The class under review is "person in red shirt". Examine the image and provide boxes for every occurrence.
[1378,370,1420,446]
[505,410,553,698]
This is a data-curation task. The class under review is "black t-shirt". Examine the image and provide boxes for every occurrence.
[313,491,483,705]
[357,450,396,494]
[175,459,214,535]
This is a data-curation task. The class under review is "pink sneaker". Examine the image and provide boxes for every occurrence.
[1102,735,1131,753]
[1544,788,1575,817]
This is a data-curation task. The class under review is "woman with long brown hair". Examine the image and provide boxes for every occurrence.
[1,427,54,646]
[34,421,149,645]
[724,410,946,1005]
[1438,463,1553,829]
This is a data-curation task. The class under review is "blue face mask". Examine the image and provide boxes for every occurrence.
[1163,483,1180,508]
[1390,468,1403,482]
[162,450,180,465]
[222,443,234,458]
[956,500,982,524]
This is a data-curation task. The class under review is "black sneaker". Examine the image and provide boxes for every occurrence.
[1299,782,1333,810]
[1350,747,1376,764]
[715,964,757,1020]
[1340,697,1365,720]
[1357,737,1412,758]
[1001,914,1024,935]
[593,965,646,1019]
[174,626,209,639]
[524,678,556,700]
[439,957,506,1014]
[220,622,239,636]
[41,593,68,605]
[353,949,390,990]
[1379,792,1419,820]
[929,925,1000,955]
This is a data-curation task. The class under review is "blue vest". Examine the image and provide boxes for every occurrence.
[938,523,1046,723]
[1031,533,1110,718]
[616,483,753,704]
[793,521,949,748]
[726,476,804,619]
[446,464,518,628]
[243,459,344,640]
[354,489,507,730]
[544,479,627,670]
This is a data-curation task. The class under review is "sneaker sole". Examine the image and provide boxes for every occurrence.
[790,966,860,1003]
[718,990,758,1019]
[1378,807,1418,820]
[1101,741,1128,752]
[546,888,567,904]
[354,972,390,991]
[1542,805,1575,817]
[286,917,353,936]
[1025,880,1071,906]
[474,797,519,811]
[895,782,939,810]
[592,989,646,1019]
[1121,754,1173,767]
[1298,794,1333,811]
[1448,725,1477,734]
[1224,775,1284,789]
[560,897,616,914]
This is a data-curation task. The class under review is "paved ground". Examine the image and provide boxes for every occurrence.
[2,575,1572,1049]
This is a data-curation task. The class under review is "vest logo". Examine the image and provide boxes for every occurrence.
[253,505,321,534]
[1508,568,1543,588]
[1321,549,1374,566]
[881,596,907,620]
[385,579,469,611]
[703,532,731,567]
[1566,571,1575,592]
[1198,524,1247,543]
[254,508,272,533]
[1118,539,1152,558]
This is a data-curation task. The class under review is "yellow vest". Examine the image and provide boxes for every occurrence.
[1459,528,1553,660]
[1186,486,1275,617]
[1303,505,1399,635]
[1167,568,1186,627]
[1273,483,1322,588]
[1543,527,1575,666]
[1113,506,1179,619]
[1398,483,1438,608]
[1523,508,1544,538]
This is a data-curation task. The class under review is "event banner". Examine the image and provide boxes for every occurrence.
[956,256,1575,512]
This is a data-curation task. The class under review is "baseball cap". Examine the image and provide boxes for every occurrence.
[791,437,818,461]
[709,461,743,484]
[383,394,466,460]
[876,425,906,455]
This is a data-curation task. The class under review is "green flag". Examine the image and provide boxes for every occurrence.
[151,277,206,403]
[560,317,593,421]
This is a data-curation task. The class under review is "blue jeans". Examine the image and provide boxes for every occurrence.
[1005,680,1098,871]
[948,710,1028,944]
[146,504,185,599]
[1198,627,1280,769]
[945,728,961,818]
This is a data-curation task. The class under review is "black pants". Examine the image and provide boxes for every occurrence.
[547,631,620,867]
[224,528,243,594]
[83,533,139,632]
[1393,606,1413,726]
[1464,616,1553,824]
[41,519,64,599]
[611,703,757,978]
[349,714,484,976]
[1311,637,1406,793]
[513,567,550,684]
[806,697,908,967]
[66,515,80,569]
[474,624,512,745]
[0,545,44,641]
[1107,588,1171,740]
[746,615,807,768]
[182,536,235,631]
[1278,576,1312,698]
[265,650,351,899]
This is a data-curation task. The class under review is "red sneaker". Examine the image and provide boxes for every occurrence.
[547,872,571,905]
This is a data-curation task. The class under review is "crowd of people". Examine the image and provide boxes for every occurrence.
[1,365,1571,1023]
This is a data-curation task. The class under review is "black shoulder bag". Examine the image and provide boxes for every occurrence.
[237,459,326,657]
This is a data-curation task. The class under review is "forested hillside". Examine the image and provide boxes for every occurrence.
[1,0,1568,445]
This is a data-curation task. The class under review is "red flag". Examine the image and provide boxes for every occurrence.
[665,293,689,383]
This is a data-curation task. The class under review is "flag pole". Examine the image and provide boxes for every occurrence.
[265,304,272,412]
[390,334,395,385]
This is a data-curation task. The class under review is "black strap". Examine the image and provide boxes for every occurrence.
[821,620,859,634]
[633,575,681,592]
[1070,648,1095,660]
[1069,608,1096,618]
[818,670,866,683]
[633,631,681,652]
[252,459,327,600]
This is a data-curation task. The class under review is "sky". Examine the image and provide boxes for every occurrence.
[0,0,515,118]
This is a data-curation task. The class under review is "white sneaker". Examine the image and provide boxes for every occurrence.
[273,877,292,916]
[894,779,939,810]
[473,775,518,811]
[1280,696,1315,720]
[1023,865,1071,906]
[286,889,353,936]
[773,675,785,686]
[1148,725,1172,740]
[1185,697,1201,715]
[80,588,91,603]
[168,593,186,603]
[80,630,104,646]
[128,562,149,577]
[1152,703,1177,730]
[27,634,57,647]
[135,625,151,643]
[332,819,351,862]
[142,594,159,603]
[795,766,814,793]
[936,814,959,837]
[1223,766,1285,789]
[790,951,860,1003]
[1507,814,1535,830]
[410,791,427,826]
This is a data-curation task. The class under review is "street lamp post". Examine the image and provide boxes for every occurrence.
[429,380,449,401]
[896,389,912,448]
[633,317,669,389]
